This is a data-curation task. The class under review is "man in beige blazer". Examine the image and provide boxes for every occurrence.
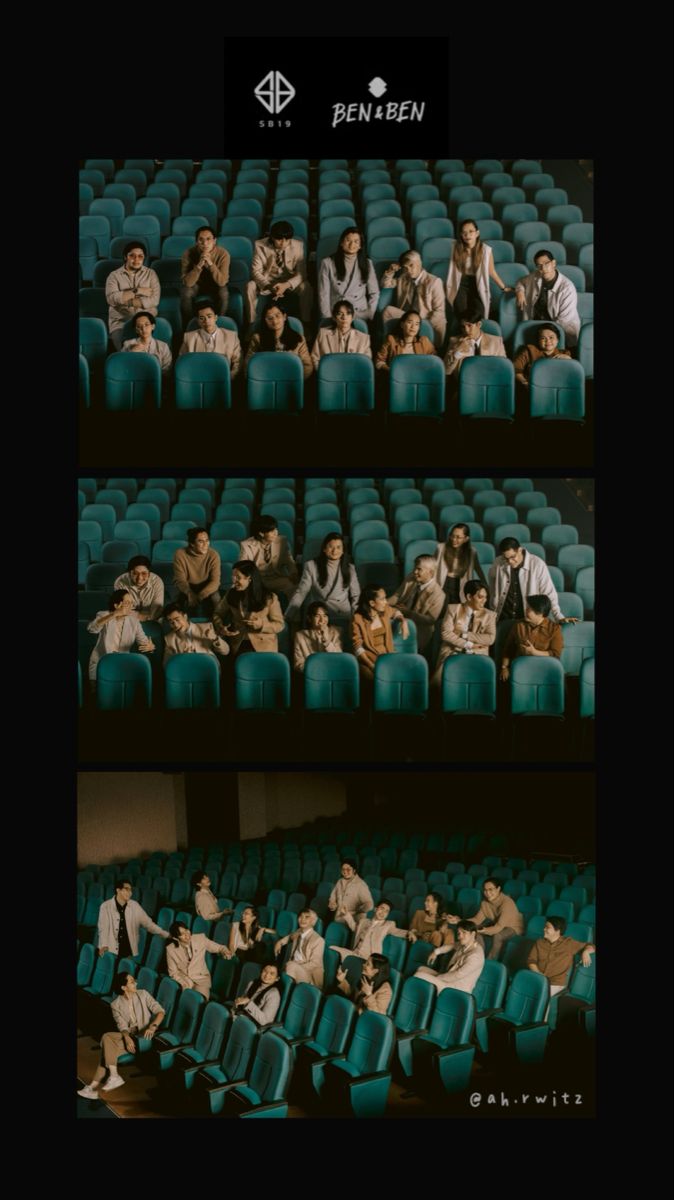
[162,602,230,664]
[166,921,231,1000]
[445,311,506,376]
[245,220,313,324]
[387,554,446,653]
[179,300,242,377]
[380,250,447,349]
[239,515,299,596]
[274,909,325,988]
[433,579,496,685]
[332,899,411,962]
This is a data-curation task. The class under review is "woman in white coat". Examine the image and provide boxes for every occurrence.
[87,589,155,683]
[446,220,513,321]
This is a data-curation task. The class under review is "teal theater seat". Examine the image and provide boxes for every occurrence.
[389,355,446,417]
[510,656,564,715]
[96,653,153,709]
[165,654,221,709]
[105,352,161,411]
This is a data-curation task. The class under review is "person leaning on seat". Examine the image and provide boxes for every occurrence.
[87,590,155,688]
[293,601,343,672]
[499,593,564,681]
[387,554,446,654]
[244,299,313,379]
[121,310,172,373]
[180,225,230,327]
[162,601,230,665]
[246,219,313,325]
[513,321,571,386]
[172,528,221,619]
[380,249,447,350]
[444,878,523,961]
[351,585,410,682]
[78,970,165,1099]
[213,561,284,655]
[105,241,160,350]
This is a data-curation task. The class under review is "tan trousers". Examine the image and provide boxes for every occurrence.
[101,1030,137,1067]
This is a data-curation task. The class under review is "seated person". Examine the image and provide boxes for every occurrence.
[244,300,313,379]
[162,601,230,664]
[246,219,313,325]
[515,249,580,347]
[446,878,523,961]
[87,589,155,685]
[113,555,164,621]
[414,921,484,993]
[293,601,343,672]
[231,964,282,1026]
[178,298,241,378]
[513,322,572,386]
[375,310,437,369]
[77,970,165,1099]
[166,920,231,1000]
[228,905,276,965]
[285,533,360,626]
[238,514,299,597]
[173,528,221,618]
[336,953,392,1014]
[328,859,374,926]
[191,871,233,921]
[318,227,379,322]
[310,299,372,369]
[213,561,284,655]
[180,225,230,326]
[105,241,160,350]
[433,579,495,685]
[352,585,409,681]
[274,908,325,988]
[121,310,172,373]
[408,892,455,949]
[387,554,445,654]
[528,915,596,999]
[331,898,411,961]
[380,249,447,349]
[444,309,506,376]
[499,593,564,682]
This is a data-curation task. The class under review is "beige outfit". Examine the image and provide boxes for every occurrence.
[333,916,407,962]
[310,326,373,370]
[166,932,228,999]
[178,327,242,377]
[238,535,299,596]
[293,625,343,671]
[387,575,446,652]
[163,621,230,665]
[213,591,285,653]
[433,604,496,684]
[173,546,221,604]
[445,331,507,375]
[328,876,374,925]
[277,927,325,988]
[195,889,224,920]
[380,267,447,349]
[246,237,313,323]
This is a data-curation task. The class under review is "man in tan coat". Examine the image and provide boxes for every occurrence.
[331,899,411,962]
[446,879,523,961]
[238,515,299,596]
[179,300,241,378]
[380,250,447,349]
[162,602,230,664]
[274,909,325,988]
[166,921,232,1000]
[246,220,313,324]
[180,226,230,326]
[433,580,496,685]
[445,311,507,376]
[388,555,446,654]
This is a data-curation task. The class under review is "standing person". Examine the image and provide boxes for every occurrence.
[293,601,343,672]
[213,562,284,655]
[380,250,447,349]
[166,921,231,999]
[375,310,437,369]
[121,310,172,373]
[489,538,577,627]
[336,954,392,1013]
[244,301,313,379]
[446,219,512,321]
[77,971,165,1098]
[515,250,580,347]
[274,909,325,987]
[310,299,372,369]
[414,921,484,993]
[433,580,496,685]
[97,879,169,959]
[434,523,488,605]
[180,226,230,327]
[318,227,379,322]
[172,528,221,618]
[238,514,299,597]
[445,879,523,961]
[351,585,409,682]
[191,871,233,922]
[387,555,446,654]
[285,534,360,626]
[246,219,313,324]
[499,594,565,681]
[87,591,155,685]
[328,859,374,926]
[178,299,241,377]
[113,556,164,622]
[105,242,160,350]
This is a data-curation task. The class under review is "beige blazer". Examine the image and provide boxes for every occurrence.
[445,331,507,375]
[380,267,446,325]
[251,237,307,291]
[434,604,496,682]
[293,625,343,671]
[178,328,241,377]
[166,932,226,991]
[310,327,372,369]
[163,621,230,665]
[238,535,299,595]
[278,928,325,988]
[387,576,446,651]
[213,591,285,653]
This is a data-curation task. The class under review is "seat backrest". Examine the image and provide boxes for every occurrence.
[510,657,564,715]
[503,969,548,1024]
[441,655,496,714]
[277,982,321,1038]
[393,976,435,1032]
[426,986,474,1046]
[194,1001,229,1059]
[373,654,428,713]
[346,1010,395,1074]
[473,960,508,1014]
[248,1031,293,1102]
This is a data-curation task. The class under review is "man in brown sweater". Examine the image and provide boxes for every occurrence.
[180,226,230,327]
[528,915,595,997]
[173,528,221,617]
[446,878,523,960]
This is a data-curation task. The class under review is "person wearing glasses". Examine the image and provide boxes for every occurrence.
[514,249,580,346]
[96,879,169,959]
[446,219,513,322]
[488,537,578,628]
[105,242,160,350]
[113,555,165,621]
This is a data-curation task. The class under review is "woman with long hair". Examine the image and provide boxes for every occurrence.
[213,561,284,654]
[434,522,488,604]
[244,300,313,378]
[310,298,373,368]
[351,585,409,681]
[228,905,276,965]
[446,219,513,322]
[318,227,379,322]
[231,963,283,1026]
[293,601,343,671]
[87,589,155,684]
[375,309,437,370]
[408,892,455,949]
[285,533,360,626]
[336,953,392,1014]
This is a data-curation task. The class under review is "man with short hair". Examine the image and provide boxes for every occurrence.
[328,859,374,926]
[499,593,564,681]
[105,242,160,350]
[274,909,325,988]
[180,226,230,326]
[528,916,595,998]
[166,921,231,1000]
[445,310,507,376]
[433,578,496,684]
[515,250,580,346]
[387,555,446,653]
[113,555,164,621]
[489,538,577,626]
[238,514,299,596]
[97,879,169,959]
[414,921,485,993]
[178,299,241,377]
[246,220,312,324]
[331,898,411,962]
[380,250,447,348]
[163,602,230,664]
[78,971,165,1098]
[446,878,523,960]
[513,322,572,386]
[173,528,221,617]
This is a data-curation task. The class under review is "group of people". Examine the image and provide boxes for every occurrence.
[100,220,581,384]
[78,863,594,1098]
[87,518,579,688]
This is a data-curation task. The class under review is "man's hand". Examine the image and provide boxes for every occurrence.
[123,1034,135,1053]
[515,289,526,311]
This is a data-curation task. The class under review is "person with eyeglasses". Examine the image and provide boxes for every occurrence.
[113,555,164,621]
[514,249,580,347]
[488,537,579,628]
[78,970,165,1099]
[96,879,169,959]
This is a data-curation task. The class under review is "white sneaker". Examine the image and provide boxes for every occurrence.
[101,1073,125,1091]
[77,1084,99,1099]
